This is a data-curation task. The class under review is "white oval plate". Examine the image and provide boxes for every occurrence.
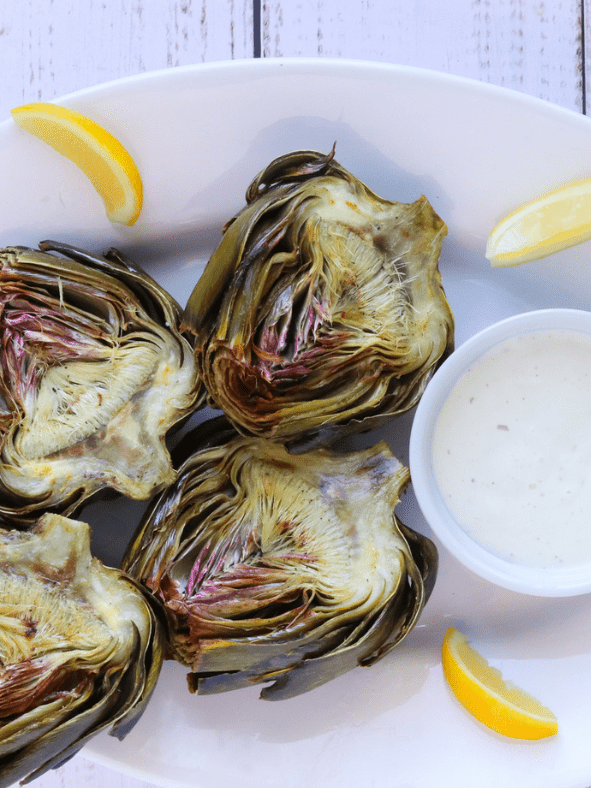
[2,59,591,788]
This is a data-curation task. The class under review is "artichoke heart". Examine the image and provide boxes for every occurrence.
[182,148,454,445]
[123,419,437,700]
[0,241,202,525]
[0,513,164,788]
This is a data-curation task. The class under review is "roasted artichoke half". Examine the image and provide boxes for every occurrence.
[182,148,454,446]
[123,418,438,701]
[0,513,164,788]
[0,241,202,526]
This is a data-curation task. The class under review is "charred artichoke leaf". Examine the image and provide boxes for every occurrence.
[123,428,437,700]
[182,148,454,446]
[0,513,165,787]
[0,243,202,526]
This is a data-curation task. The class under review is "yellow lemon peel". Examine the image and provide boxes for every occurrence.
[11,101,143,226]
[441,627,558,740]
[486,178,591,266]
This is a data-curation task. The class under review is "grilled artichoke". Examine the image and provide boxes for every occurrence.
[0,241,201,526]
[0,513,164,788]
[182,148,454,446]
[123,418,437,701]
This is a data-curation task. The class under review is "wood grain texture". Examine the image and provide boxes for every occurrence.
[261,0,585,112]
[0,0,254,119]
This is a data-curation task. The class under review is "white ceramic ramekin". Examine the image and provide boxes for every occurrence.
[410,308,591,596]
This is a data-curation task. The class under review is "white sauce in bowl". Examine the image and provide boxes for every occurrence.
[432,329,591,569]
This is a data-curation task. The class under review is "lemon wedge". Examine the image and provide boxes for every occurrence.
[11,101,143,226]
[486,178,591,266]
[441,627,558,740]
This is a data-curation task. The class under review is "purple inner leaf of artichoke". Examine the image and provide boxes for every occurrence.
[1,290,110,412]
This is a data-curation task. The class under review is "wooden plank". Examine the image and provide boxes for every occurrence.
[0,0,254,119]
[261,0,585,113]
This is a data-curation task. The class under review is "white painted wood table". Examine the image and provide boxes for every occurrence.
[0,1,589,787]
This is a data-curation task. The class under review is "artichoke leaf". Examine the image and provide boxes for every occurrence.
[183,148,454,446]
[0,243,202,526]
[123,423,437,700]
[0,513,165,788]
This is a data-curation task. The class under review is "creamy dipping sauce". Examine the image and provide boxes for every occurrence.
[432,329,591,569]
